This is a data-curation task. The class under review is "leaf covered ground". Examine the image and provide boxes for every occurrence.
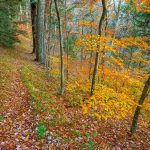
[0,37,150,149]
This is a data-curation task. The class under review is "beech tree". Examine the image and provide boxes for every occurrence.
[37,0,45,64]
[54,0,65,95]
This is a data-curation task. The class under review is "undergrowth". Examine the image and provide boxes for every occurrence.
[20,65,67,140]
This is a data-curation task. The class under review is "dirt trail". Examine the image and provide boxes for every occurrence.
[0,59,37,149]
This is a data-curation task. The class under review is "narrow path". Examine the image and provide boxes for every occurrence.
[0,59,36,149]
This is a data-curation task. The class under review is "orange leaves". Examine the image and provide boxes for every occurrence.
[79,20,97,28]
[76,34,113,52]
[110,57,124,68]
[124,0,150,12]
[88,4,94,9]
[105,29,115,35]
[135,0,150,12]
[120,37,149,49]
[87,0,98,9]
[76,34,150,54]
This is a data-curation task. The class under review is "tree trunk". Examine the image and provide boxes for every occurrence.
[37,0,45,64]
[66,32,69,80]
[81,25,84,68]
[90,0,106,95]
[30,0,37,54]
[89,51,93,80]
[26,0,30,30]
[54,0,65,95]
[130,75,150,135]
[19,4,23,29]
[46,0,52,69]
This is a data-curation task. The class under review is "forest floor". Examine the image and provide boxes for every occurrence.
[0,36,150,149]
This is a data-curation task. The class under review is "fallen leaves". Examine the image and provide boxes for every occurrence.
[0,44,150,149]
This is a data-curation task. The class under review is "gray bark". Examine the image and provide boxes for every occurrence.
[46,0,52,69]
[37,0,45,64]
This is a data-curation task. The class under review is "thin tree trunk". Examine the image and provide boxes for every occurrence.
[46,0,52,69]
[89,51,93,80]
[64,0,69,80]
[26,0,30,30]
[81,25,84,68]
[54,0,65,95]
[37,0,45,63]
[66,31,69,80]
[90,0,106,95]
[91,52,99,95]
[100,14,107,82]
[20,4,23,29]
[48,1,52,70]
[130,75,150,135]
[89,16,94,80]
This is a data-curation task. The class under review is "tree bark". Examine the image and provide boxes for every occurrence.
[46,0,52,69]
[81,25,84,68]
[54,0,65,95]
[90,0,106,95]
[66,32,69,80]
[130,75,150,135]
[30,0,37,54]
[26,0,29,30]
[89,51,93,80]
[37,0,45,64]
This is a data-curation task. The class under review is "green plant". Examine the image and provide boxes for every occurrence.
[70,129,83,137]
[36,122,46,140]
[0,115,5,122]
[86,131,97,150]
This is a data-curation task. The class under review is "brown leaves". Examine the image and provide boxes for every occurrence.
[0,58,36,149]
